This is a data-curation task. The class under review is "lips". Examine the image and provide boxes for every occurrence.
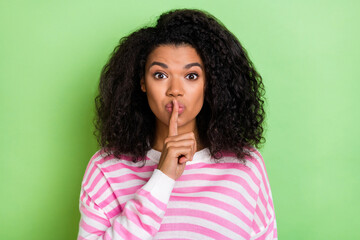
[165,101,185,114]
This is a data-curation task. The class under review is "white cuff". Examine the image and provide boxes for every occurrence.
[142,169,175,204]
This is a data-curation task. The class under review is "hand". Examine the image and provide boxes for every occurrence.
[157,99,197,180]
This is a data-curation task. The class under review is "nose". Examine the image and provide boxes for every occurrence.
[166,77,184,97]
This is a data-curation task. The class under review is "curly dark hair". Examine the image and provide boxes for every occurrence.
[95,8,266,163]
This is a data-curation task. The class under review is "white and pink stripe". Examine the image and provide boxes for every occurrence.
[77,147,277,239]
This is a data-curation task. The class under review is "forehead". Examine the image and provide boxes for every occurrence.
[146,44,203,67]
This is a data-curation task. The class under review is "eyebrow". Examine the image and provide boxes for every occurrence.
[184,62,203,69]
[148,62,203,70]
[149,62,168,69]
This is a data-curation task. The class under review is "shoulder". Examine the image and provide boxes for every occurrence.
[86,148,153,169]
[216,146,269,185]
[244,146,267,176]
[243,146,271,186]
[217,146,265,169]
[81,149,115,183]
[241,146,275,209]
[81,149,156,186]
[80,149,157,206]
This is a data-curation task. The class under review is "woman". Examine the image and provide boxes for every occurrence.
[77,9,277,240]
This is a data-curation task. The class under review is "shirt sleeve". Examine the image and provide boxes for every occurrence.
[77,167,175,240]
[249,150,278,240]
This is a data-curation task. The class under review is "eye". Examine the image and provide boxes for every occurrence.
[154,72,167,79]
[185,73,199,80]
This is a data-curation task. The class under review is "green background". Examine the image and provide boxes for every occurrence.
[1,0,359,239]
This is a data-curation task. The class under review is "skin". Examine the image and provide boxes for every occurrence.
[140,44,206,180]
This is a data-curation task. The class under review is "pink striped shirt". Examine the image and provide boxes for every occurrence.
[77,147,277,239]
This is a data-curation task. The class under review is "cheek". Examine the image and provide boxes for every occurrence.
[192,85,205,102]
[148,86,161,100]
[188,86,205,114]
[145,88,163,114]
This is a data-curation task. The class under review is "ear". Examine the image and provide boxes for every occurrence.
[140,77,146,92]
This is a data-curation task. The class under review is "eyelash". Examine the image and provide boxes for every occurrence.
[185,73,199,80]
[153,72,199,80]
[154,72,167,79]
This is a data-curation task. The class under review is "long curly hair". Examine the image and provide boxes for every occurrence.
[95,9,266,163]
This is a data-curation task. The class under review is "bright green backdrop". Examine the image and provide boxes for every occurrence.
[1,0,359,239]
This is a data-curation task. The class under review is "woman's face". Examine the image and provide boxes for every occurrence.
[141,44,205,134]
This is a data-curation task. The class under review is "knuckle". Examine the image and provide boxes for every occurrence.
[165,142,173,149]
[167,146,176,153]
[164,137,172,145]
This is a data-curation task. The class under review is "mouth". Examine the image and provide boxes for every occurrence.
[165,102,185,115]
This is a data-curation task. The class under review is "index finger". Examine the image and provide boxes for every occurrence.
[168,99,178,136]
